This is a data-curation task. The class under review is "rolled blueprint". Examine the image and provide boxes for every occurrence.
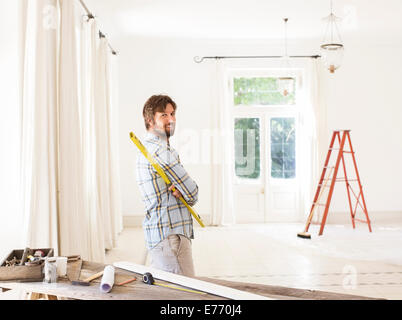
[100,265,115,293]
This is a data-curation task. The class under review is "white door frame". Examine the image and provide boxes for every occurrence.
[226,67,304,223]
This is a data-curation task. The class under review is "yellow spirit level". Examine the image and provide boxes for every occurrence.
[130,132,205,228]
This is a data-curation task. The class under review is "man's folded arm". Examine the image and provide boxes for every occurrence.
[154,149,199,206]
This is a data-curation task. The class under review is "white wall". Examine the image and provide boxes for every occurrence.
[114,35,402,226]
[319,44,402,224]
[0,0,23,258]
[115,36,216,224]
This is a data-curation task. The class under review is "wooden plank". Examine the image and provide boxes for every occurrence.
[0,276,227,300]
[0,265,43,281]
[0,260,383,300]
[113,261,272,300]
[67,259,83,282]
[199,277,382,300]
[28,292,42,300]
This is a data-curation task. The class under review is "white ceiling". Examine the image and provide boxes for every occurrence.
[84,0,402,42]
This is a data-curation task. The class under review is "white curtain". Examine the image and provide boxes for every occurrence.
[109,41,124,240]
[95,37,123,250]
[20,0,59,252]
[299,59,321,222]
[58,0,90,259]
[0,0,24,258]
[210,60,235,226]
[79,15,109,262]
[20,0,122,262]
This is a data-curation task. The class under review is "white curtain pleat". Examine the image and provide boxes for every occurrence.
[95,38,122,250]
[79,17,106,262]
[20,0,59,252]
[309,59,321,204]
[299,59,321,221]
[210,60,235,226]
[106,44,124,239]
[58,0,92,258]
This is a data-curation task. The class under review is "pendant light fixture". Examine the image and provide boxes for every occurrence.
[321,0,344,73]
[277,18,295,97]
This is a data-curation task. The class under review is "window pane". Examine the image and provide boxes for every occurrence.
[234,118,260,179]
[270,118,295,179]
[234,77,295,106]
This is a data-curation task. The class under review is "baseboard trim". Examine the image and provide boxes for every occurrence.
[123,211,402,228]
[123,215,144,228]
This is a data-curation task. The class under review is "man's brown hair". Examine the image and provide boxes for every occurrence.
[142,95,177,130]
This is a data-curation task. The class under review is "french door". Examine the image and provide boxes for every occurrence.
[229,70,302,223]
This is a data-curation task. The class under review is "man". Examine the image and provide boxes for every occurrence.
[136,94,198,277]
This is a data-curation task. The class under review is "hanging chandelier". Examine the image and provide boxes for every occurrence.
[277,18,295,97]
[320,0,344,73]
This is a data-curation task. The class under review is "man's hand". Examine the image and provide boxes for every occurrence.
[168,184,182,199]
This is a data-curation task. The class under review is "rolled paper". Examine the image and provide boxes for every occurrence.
[100,265,115,293]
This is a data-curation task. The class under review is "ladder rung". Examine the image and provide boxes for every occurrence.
[328,148,354,153]
[354,218,369,224]
[322,178,359,182]
[318,184,330,188]
[313,202,327,206]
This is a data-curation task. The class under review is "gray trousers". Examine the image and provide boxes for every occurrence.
[148,234,195,277]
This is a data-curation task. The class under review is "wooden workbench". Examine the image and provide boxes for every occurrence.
[0,260,379,300]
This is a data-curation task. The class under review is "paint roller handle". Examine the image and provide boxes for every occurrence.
[84,270,104,282]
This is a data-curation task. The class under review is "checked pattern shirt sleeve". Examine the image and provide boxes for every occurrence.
[153,146,198,206]
[136,133,198,250]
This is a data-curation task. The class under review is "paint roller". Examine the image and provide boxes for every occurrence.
[100,265,115,293]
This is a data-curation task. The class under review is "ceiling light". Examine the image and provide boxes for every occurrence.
[277,18,295,96]
[321,0,344,73]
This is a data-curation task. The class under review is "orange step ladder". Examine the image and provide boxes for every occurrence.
[299,130,372,238]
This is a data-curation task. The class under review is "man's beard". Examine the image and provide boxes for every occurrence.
[153,123,175,139]
[165,123,175,137]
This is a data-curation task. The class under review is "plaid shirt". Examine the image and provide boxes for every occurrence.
[136,132,199,250]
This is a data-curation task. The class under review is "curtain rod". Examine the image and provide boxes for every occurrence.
[78,0,117,55]
[193,55,321,63]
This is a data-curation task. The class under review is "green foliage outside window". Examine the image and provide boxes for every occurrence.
[271,118,296,179]
[234,118,260,179]
[233,77,295,106]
